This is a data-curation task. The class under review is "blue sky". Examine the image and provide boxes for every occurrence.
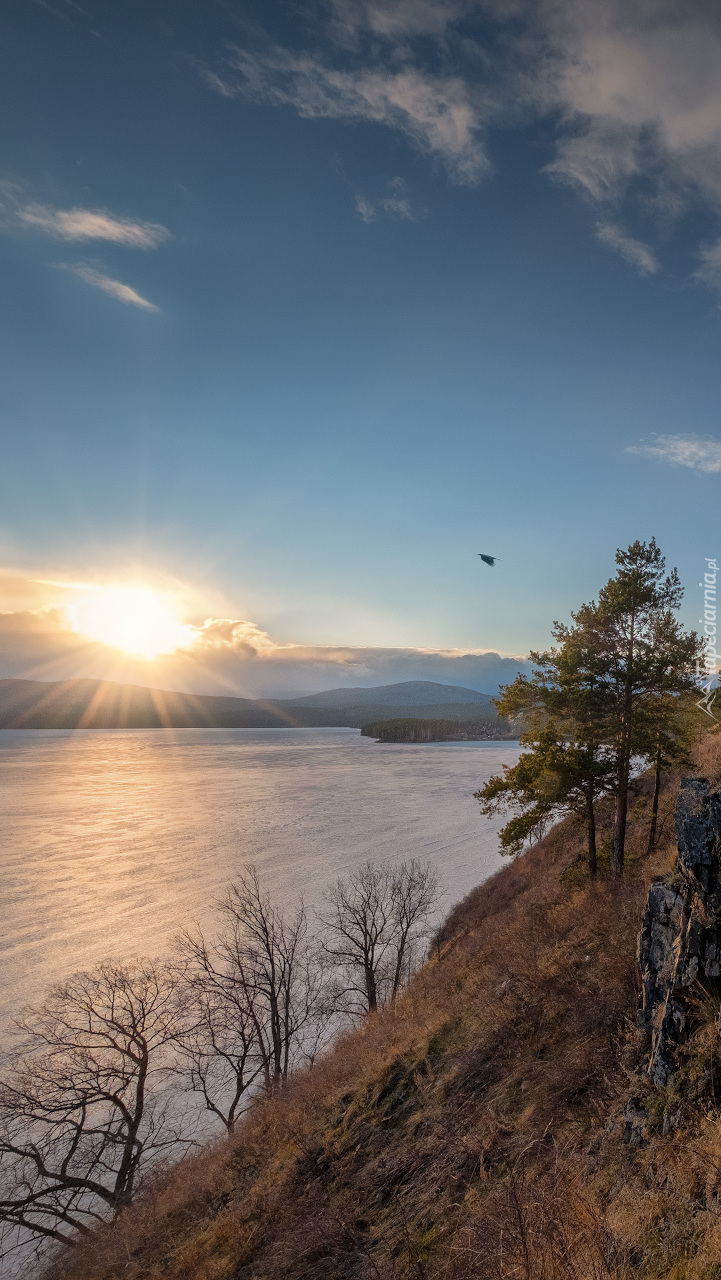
[2,0,721,696]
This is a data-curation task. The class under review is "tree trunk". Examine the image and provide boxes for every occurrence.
[586,786,597,879]
[613,631,635,877]
[647,748,662,855]
[612,757,629,877]
[112,1043,148,1212]
[365,960,377,1013]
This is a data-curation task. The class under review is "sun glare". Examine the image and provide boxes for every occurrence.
[66,585,194,659]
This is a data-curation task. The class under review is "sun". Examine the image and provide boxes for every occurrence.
[66,585,195,659]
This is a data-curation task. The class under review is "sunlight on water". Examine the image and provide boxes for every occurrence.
[0,728,519,1032]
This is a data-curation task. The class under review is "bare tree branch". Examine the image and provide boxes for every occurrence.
[319,859,441,1015]
[0,960,190,1261]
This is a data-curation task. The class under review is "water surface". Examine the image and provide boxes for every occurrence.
[0,728,520,1031]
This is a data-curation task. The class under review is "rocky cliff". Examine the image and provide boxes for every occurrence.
[639,776,721,1085]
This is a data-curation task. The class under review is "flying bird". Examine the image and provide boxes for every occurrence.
[478,553,498,567]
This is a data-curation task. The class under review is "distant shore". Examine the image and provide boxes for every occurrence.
[361,716,516,743]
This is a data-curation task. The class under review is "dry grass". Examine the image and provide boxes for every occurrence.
[44,744,721,1280]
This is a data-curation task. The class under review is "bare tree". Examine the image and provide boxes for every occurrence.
[0,960,187,1263]
[174,926,266,1134]
[176,868,326,1123]
[389,860,441,1000]
[222,868,324,1088]
[319,859,440,1015]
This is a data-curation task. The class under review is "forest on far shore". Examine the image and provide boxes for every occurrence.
[361,716,515,742]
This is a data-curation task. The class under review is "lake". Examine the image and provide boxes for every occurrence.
[0,728,520,1034]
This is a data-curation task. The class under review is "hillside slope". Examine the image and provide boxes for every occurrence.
[47,735,721,1280]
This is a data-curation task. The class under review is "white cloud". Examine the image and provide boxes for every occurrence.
[627,433,721,472]
[355,177,418,221]
[214,48,491,184]
[595,222,659,274]
[0,573,529,697]
[355,194,377,222]
[206,1,721,207]
[693,237,721,291]
[546,126,642,202]
[63,264,159,311]
[534,0,721,209]
[329,0,470,42]
[202,1,721,289]
[17,203,169,247]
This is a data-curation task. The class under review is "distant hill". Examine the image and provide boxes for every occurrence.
[285,681,495,709]
[0,678,500,730]
[0,679,284,730]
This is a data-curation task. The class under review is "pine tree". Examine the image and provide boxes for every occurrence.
[479,539,702,877]
[571,539,701,875]
[476,726,615,876]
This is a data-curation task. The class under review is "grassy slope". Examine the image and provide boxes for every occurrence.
[47,733,721,1280]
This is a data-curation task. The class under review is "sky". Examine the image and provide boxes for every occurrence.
[2,0,721,697]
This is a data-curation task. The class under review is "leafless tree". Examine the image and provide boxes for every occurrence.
[176,868,327,1122]
[389,860,441,999]
[319,859,440,1015]
[222,868,326,1087]
[174,926,266,1134]
[0,960,188,1263]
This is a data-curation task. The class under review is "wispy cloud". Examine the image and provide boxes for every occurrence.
[627,433,721,473]
[208,48,491,184]
[17,203,169,247]
[534,0,721,210]
[202,1,721,291]
[62,264,159,311]
[595,222,658,275]
[355,194,377,223]
[329,0,470,43]
[693,238,721,293]
[355,177,418,222]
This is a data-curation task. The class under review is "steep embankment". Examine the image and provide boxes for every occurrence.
[47,734,721,1280]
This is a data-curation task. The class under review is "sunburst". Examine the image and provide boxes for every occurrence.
[66,585,194,659]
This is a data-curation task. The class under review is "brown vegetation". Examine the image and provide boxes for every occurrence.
[43,731,721,1280]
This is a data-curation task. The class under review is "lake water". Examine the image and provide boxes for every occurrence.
[0,728,520,1035]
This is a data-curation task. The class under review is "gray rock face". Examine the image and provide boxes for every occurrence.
[638,777,721,1085]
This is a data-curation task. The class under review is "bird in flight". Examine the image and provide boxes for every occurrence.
[478,553,498,567]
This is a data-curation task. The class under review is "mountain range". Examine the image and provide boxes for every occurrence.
[0,678,499,730]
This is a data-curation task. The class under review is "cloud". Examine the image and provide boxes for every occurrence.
[534,0,721,210]
[0,188,168,311]
[184,634,530,698]
[203,2,721,289]
[693,237,721,291]
[62,264,159,311]
[329,0,470,43]
[355,194,377,222]
[210,47,491,183]
[546,128,642,203]
[595,222,659,274]
[627,433,721,472]
[355,177,418,221]
[0,574,529,697]
[16,203,169,247]
[203,0,721,207]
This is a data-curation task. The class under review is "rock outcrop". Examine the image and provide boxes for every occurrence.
[638,777,721,1085]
